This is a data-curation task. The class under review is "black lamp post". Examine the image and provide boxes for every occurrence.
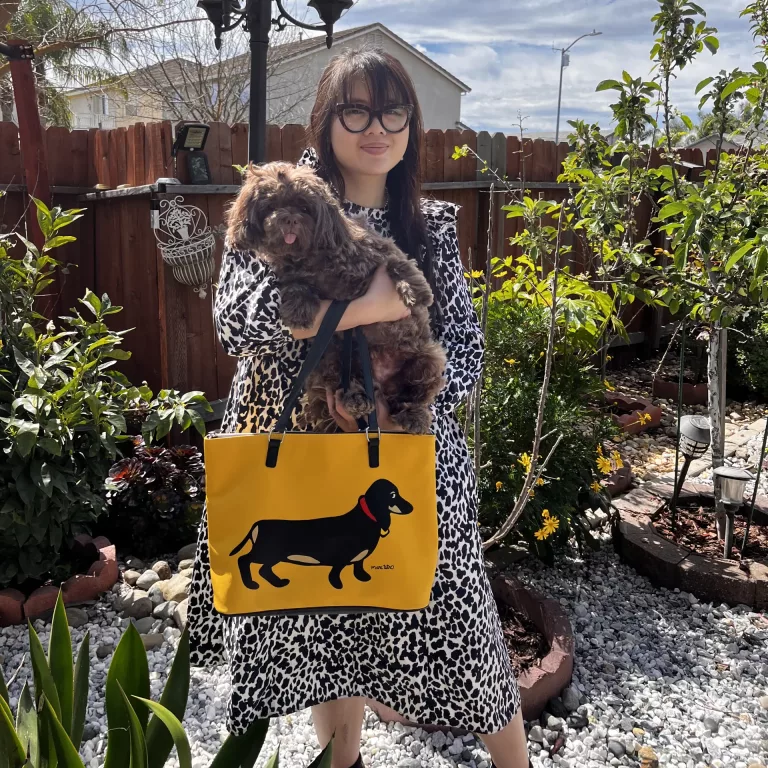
[197,0,354,163]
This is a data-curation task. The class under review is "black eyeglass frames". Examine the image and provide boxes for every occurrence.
[334,103,414,134]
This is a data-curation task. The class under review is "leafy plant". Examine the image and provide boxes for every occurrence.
[101,437,205,556]
[0,592,333,768]
[472,300,616,562]
[0,197,210,589]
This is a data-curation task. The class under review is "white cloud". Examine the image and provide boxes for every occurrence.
[338,0,757,133]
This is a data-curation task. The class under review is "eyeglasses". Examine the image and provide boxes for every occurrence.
[334,103,414,134]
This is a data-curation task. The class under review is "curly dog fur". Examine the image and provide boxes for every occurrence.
[226,161,446,434]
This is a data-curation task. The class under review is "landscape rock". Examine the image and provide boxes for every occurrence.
[153,601,178,621]
[96,643,113,659]
[147,583,165,606]
[132,616,156,634]
[120,590,153,619]
[177,543,197,561]
[161,574,191,603]
[178,559,194,571]
[173,598,188,630]
[122,570,141,586]
[152,561,172,580]
[65,607,89,628]
[135,570,160,590]
[124,555,146,571]
[561,687,580,713]
[141,633,164,651]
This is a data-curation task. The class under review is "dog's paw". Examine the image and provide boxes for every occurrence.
[280,285,320,329]
[395,280,417,308]
[340,384,375,418]
[391,404,433,434]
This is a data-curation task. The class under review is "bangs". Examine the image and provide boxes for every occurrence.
[335,51,414,107]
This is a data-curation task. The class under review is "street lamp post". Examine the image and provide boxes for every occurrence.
[197,0,354,163]
[553,29,602,145]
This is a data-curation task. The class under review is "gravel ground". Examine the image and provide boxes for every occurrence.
[2,528,768,768]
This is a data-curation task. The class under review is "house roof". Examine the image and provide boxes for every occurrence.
[63,58,199,96]
[212,23,471,93]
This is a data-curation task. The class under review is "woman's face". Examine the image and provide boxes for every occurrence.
[330,77,410,182]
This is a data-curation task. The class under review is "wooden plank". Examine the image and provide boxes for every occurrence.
[218,122,234,185]
[69,130,89,187]
[0,122,22,184]
[281,124,306,165]
[132,123,146,186]
[45,127,71,186]
[476,131,492,179]
[442,128,462,182]
[556,141,569,179]
[146,122,165,183]
[204,122,224,186]
[425,129,444,183]
[419,129,427,182]
[490,133,507,179]
[126,124,137,187]
[232,123,249,167]
[94,129,110,186]
[457,131,479,270]
[160,121,174,180]
[115,127,128,186]
[459,130,477,181]
[506,135,521,180]
[87,128,99,187]
[107,130,120,189]
[54,194,92,316]
[530,138,548,181]
[520,138,534,183]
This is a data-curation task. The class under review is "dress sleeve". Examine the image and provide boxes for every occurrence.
[425,201,485,418]
[214,248,294,357]
[188,506,226,666]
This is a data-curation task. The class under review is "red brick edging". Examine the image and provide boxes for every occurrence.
[366,574,575,727]
[611,481,768,610]
[606,393,663,435]
[0,535,119,626]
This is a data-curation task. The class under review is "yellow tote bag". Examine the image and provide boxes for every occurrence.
[204,301,438,616]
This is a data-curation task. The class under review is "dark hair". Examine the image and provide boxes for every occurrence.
[306,46,440,322]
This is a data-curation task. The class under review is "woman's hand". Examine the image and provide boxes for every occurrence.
[361,264,412,323]
[326,388,406,433]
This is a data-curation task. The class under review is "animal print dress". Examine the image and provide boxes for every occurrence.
[187,195,521,735]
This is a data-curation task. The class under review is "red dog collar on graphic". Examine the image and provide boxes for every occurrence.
[360,495,390,537]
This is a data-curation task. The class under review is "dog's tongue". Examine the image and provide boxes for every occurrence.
[284,232,297,245]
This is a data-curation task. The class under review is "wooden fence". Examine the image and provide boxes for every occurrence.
[0,120,711,415]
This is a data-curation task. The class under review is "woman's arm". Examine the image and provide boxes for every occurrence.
[429,205,485,418]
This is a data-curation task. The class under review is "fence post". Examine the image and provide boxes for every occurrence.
[7,39,50,247]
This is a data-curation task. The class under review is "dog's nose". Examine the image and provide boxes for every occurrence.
[285,215,300,228]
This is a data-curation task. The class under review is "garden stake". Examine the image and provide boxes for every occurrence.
[670,322,687,528]
[740,413,768,556]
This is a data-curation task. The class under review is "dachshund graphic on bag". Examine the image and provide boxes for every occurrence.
[229,479,413,590]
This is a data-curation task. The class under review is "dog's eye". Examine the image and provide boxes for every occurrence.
[390,492,396,498]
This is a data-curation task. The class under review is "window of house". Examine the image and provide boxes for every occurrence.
[210,83,219,106]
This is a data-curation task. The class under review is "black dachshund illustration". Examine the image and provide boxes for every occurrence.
[229,479,413,590]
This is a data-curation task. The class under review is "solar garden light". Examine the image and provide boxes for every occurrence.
[670,415,711,518]
[713,466,753,559]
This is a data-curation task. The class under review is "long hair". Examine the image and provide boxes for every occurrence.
[306,46,440,322]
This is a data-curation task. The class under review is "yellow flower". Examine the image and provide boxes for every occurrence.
[452,144,470,160]
[463,270,485,279]
[606,355,613,362]
[528,489,535,499]
[597,455,613,475]
[543,515,560,535]
[518,453,532,472]
[495,481,503,492]
[604,380,615,392]
[534,527,549,541]
[611,450,624,470]
[638,412,651,426]
[597,444,604,457]
[590,480,603,493]
[536,477,545,486]
[504,358,518,366]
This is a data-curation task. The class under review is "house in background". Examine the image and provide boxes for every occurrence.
[63,23,471,131]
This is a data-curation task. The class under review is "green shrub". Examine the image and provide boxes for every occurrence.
[728,309,768,401]
[471,300,616,562]
[0,197,210,590]
[0,591,333,768]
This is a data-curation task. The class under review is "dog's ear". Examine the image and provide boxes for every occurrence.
[312,179,350,251]
[227,179,265,252]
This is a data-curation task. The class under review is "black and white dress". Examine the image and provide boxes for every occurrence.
[187,190,521,735]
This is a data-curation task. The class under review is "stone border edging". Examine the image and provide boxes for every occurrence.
[0,535,119,626]
[611,481,768,610]
[366,573,575,728]
[607,393,663,435]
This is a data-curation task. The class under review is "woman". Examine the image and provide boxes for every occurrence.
[188,47,529,768]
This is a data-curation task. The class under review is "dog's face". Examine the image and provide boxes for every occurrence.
[227,162,349,258]
[364,479,414,531]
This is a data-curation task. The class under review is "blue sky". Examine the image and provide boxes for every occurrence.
[334,0,758,134]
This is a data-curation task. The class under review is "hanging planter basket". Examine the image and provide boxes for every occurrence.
[153,196,216,299]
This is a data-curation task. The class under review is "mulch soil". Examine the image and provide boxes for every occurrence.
[495,597,550,675]
[653,502,768,565]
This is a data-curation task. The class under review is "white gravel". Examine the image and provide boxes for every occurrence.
[2,532,768,768]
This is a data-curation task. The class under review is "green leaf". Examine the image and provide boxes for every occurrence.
[307,742,333,768]
[0,694,26,767]
[116,685,147,768]
[71,633,90,750]
[146,629,189,768]
[33,198,53,240]
[43,699,86,768]
[49,593,74,736]
[80,290,102,318]
[12,348,35,378]
[104,625,150,768]
[595,79,622,92]
[132,699,191,768]
[703,35,719,54]
[721,75,752,100]
[209,719,269,768]
[681,114,693,130]
[658,201,686,219]
[263,750,279,768]
[43,237,77,251]
[28,619,62,719]
[725,242,753,272]
[16,682,39,767]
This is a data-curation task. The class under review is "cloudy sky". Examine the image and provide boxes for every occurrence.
[335,0,758,134]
